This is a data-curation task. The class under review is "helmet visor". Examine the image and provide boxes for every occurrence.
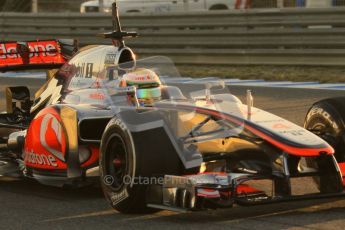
[136,87,161,99]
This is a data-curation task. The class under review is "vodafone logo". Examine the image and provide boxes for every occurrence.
[24,150,58,167]
[0,43,57,59]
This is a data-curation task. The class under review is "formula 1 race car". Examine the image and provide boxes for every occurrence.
[1,2,345,214]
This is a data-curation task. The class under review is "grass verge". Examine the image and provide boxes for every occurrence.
[177,65,345,83]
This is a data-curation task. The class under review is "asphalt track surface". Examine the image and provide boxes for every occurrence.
[1,77,345,230]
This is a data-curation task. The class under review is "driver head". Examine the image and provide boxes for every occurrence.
[120,68,161,106]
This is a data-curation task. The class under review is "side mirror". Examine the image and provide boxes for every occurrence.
[205,81,225,91]
[205,81,225,101]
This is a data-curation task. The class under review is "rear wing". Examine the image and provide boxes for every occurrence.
[0,39,78,72]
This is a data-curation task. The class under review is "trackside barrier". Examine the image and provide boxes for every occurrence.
[1,8,345,66]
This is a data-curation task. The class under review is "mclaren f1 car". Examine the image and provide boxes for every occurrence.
[0,2,345,214]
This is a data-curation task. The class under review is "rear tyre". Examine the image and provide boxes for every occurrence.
[304,97,345,163]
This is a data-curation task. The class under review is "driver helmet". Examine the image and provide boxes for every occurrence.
[120,68,162,106]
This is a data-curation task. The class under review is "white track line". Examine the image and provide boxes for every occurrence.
[1,73,345,90]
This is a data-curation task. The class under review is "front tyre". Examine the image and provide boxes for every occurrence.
[304,98,345,192]
[304,97,345,162]
[99,117,149,213]
[100,113,184,213]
